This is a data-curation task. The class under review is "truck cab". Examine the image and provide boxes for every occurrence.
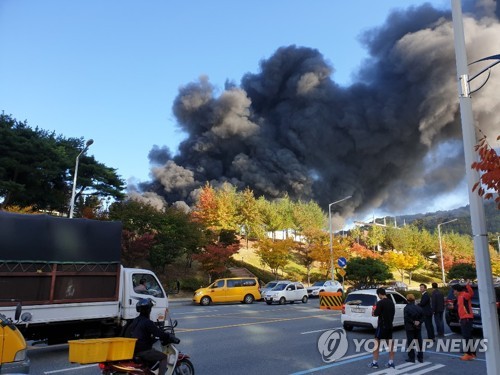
[0,303,30,374]
[122,268,169,323]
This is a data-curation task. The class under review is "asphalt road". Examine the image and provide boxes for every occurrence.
[28,298,490,374]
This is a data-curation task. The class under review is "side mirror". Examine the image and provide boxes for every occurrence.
[172,319,178,328]
[14,302,22,321]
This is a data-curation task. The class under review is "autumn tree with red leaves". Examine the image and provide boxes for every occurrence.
[193,242,240,282]
[472,135,500,208]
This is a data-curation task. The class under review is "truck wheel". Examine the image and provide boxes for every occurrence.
[243,294,254,304]
[200,296,211,306]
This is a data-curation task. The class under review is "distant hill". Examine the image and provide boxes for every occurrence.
[391,200,500,235]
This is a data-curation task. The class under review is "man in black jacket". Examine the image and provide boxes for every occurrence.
[404,294,424,363]
[431,282,445,336]
[418,284,435,340]
[128,298,178,375]
[369,288,396,369]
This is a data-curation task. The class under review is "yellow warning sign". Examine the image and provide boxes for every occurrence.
[337,269,346,277]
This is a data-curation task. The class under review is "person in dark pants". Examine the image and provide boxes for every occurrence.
[404,294,424,363]
[418,284,435,340]
[453,282,476,361]
[431,282,445,336]
[369,288,396,369]
[128,298,179,374]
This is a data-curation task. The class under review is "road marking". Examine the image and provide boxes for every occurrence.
[301,326,340,335]
[176,314,329,332]
[44,364,97,374]
[369,361,445,374]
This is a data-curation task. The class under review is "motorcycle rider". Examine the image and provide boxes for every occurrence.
[127,298,179,374]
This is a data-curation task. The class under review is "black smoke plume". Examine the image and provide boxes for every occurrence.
[136,1,500,217]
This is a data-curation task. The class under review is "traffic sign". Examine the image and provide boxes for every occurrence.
[338,257,347,268]
[337,268,346,277]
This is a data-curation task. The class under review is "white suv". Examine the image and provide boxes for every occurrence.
[307,280,343,297]
[264,282,308,305]
[341,289,408,330]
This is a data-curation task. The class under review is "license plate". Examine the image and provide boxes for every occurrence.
[472,308,480,315]
[351,307,365,313]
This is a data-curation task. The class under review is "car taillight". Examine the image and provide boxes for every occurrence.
[372,305,376,316]
[342,304,345,314]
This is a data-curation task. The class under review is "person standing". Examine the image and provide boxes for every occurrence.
[452,282,476,361]
[431,282,445,336]
[418,284,435,341]
[369,288,396,369]
[404,294,424,363]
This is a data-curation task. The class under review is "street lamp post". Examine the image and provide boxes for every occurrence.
[69,139,94,218]
[437,219,457,285]
[329,195,352,281]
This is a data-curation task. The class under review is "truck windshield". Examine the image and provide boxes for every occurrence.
[133,273,165,298]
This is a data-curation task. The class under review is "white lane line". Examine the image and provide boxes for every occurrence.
[410,363,446,375]
[44,364,97,374]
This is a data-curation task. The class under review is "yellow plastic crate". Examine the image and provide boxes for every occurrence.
[101,337,137,361]
[68,339,110,364]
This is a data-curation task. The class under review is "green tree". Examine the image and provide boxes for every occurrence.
[0,114,124,214]
[109,200,205,270]
[238,187,262,247]
[447,263,477,280]
[366,225,385,251]
[256,197,285,239]
[345,257,392,287]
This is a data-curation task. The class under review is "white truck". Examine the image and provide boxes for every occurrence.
[0,211,171,345]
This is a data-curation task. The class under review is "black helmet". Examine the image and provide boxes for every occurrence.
[136,298,154,314]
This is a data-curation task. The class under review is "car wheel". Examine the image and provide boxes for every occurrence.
[266,301,272,305]
[343,323,353,331]
[279,297,286,305]
[243,294,254,304]
[200,296,211,306]
[302,295,308,303]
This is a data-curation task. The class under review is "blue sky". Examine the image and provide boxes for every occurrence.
[2,0,473,217]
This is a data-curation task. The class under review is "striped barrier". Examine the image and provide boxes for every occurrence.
[319,291,343,310]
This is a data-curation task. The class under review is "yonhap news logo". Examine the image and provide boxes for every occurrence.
[317,329,488,363]
[317,329,349,362]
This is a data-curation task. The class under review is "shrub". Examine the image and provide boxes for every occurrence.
[179,277,206,292]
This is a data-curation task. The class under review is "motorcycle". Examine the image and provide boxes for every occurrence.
[98,319,194,375]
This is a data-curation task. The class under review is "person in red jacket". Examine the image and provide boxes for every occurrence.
[452,281,475,360]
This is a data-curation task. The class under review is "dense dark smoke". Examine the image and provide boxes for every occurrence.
[135,1,500,217]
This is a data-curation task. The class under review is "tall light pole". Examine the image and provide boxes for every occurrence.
[451,1,500,372]
[69,139,93,218]
[437,219,457,285]
[329,195,352,281]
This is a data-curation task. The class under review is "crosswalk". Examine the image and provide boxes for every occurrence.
[366,361,445,375]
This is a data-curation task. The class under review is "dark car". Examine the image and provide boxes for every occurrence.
[445,283,500,333]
